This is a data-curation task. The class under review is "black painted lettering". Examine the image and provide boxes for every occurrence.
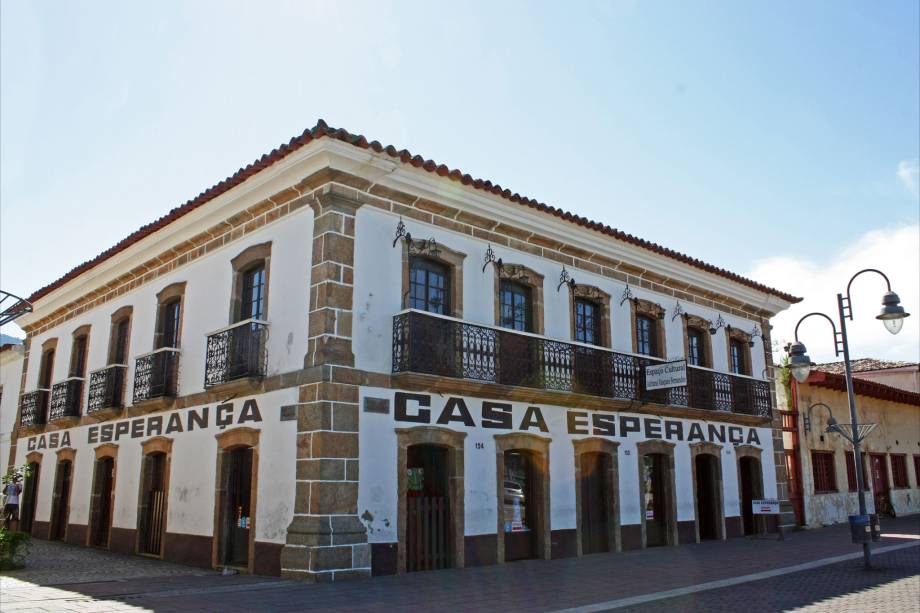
[49,433,59,448]
[746,429,761,445]
[87,427,98,445]
[60,432,71,447]
[238,399,261,424]
[115,422,130,441]
[708,424,726,444]
[165,413,183,434]
[100,424,114,443]
[687,423,705,442]
[619,416,640,437]
[728,426,744,444]
[147,416,163,437]
[592,413,616,437]
[37,436,46,450]
[436,398,475,427]
[189,406,210,430]
[567,411,589,435]
[664,420,684,441]
[644,418,662,439]
[27,437,36,451]
[394,392,431,424]
[131,419,145,438]
[216,404,233,428]
[482,402,513,429]
[519,406,548,432]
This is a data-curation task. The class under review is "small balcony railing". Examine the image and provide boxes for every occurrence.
[49,378,84,421]
[19,389,49,427]
[133,348,180,404]
[392,310,771,418]
[88,364,127,413]
[204,319,268,387]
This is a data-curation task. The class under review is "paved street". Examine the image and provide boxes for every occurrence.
[1,516,918,612]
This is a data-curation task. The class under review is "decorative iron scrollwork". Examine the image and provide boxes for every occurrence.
[748,324,763,347]
[619,284,634,306]
[393,217,440,258]
[671,301,686,321]
[482,244,529,281]
[557,265,576,292]
[709,314,727,335]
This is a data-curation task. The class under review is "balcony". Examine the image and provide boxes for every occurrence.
[19,390,49,428]
[204,319,268,387]
[133,348,180,404]
[88,364,127,414]
[49,378,84,421]
[392,310,771,418]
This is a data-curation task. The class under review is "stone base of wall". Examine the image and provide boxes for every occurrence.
[109,527,137,555]
[281,515,371,582]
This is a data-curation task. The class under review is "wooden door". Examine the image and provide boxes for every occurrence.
[406,445,452,571]
[20,462,40,535]
[644,454,668,547]
[220,447,253,567]
[504,451,539,561]
[784,450,804,525]
[90,458,115,547]
[580,452,610,554]
[139,453,167,555]
[50,460,72,541]
[870,454,890,515]
[739,457,762,535]
[695,454,719,540]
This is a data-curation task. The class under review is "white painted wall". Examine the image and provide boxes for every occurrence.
[15,388,298,542]
[1,346,24,477]
[357,387,775,543]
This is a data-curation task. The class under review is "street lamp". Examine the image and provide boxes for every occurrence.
[788,268,910,570]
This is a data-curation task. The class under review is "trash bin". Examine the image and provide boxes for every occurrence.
[869,514,882,542]
[849,514,871,544]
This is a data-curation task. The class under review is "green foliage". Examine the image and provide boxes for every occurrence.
[2,463,33,485]
[0,527,30,570]
[779,354,793,410]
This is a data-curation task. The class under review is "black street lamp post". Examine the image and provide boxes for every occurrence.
[786,269,910,570]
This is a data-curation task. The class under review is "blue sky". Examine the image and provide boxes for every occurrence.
[2,0,918,361]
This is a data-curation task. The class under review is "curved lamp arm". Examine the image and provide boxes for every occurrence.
[844,269,892,321]
[794,312,840,349]
[804,402,839,434]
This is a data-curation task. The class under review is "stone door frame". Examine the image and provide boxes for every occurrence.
[689,442,725,542]
[573,437,620,555]
[494,432,552,563]
[636,439,678,548]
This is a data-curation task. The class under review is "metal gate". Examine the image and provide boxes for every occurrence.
[406,496,450,571]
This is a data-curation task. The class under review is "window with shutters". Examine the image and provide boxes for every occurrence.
[891,455,909,488]
[811,451,837,493]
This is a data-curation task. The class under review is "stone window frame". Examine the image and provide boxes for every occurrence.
[635,439,678,548]
[494,432,551,563]
[212,427,260,573]
[569,285,612,348]
[689,442,725,542]
[107,306,133,366]
[493,265,545,335]
[87,443,118,549]
[401,241,466,318]
[153,282,187,350]
[734,444,766,534]
[395,426,467,573]
[573,437,620,555]
[726,326,753,376]
[229,242,272,324]
[69,325,91,379]
[682,314,713,368]
[136,436,174,559]
[49,447,77,542]
[629,298,666,359]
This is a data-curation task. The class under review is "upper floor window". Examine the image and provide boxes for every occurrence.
[500,280,533,332]
[687,328,706,367]
[240,265,266,321]
[38,347,55,389]
[69,329,89,378]
[159,300,181,349]
[108,306,133,365]
[635,315,658,357]
[574,298,601,345]
[729,338,748,375]
[409,256,449,315]
[230,242,271,324]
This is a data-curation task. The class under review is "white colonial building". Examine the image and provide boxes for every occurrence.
[9,120,798,580]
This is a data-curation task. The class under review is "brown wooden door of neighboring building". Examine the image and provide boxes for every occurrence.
[406,444,452,571]
[50,460,72,541]
[580,452,610,554]
[869,454,891,516]
[784,450,804,525]
[90,457,115,547]
[503,450,540,561]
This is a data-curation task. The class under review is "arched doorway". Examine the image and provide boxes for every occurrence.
[49,457,74,541]
[637,440,677,548]
[89,453,116,548]
[405,444,452,571]
[213,428,259,572]
[574,438,620,555]
[738,455,763,535]
[495,433,550,563]
[138,437,172,557]
[694,454,721,540]
[20,456,41,535]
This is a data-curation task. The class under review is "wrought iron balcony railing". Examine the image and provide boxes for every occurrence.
[392,309,772,418]
[88,364,127,413]
[49,378,84,421]
[133,348,180,404]
[19,389,49,427]
[204,319,268,387]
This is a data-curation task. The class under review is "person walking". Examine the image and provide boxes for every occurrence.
[3,475,23,531]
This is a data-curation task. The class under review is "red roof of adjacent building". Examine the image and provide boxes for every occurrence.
[24,120,801,307]
[805,370,920,407]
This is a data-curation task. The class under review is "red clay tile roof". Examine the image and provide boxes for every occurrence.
[25,119,801,307]
[815,359,918,375]
[805,370,920,407]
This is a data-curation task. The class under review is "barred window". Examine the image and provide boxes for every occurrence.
[844,452,869,492]
[891,455,909,488]
[812,451,837,493]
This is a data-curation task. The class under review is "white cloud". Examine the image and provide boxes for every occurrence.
[747,224,919,365]
[897,159,919,197]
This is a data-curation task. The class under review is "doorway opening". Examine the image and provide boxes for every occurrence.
[503,450,542,561]
[138,452,168,555]
[580,452,611,554]
[405,444,452,571]
[869,454,891,516]
[218,446,254,568]
[695,454,720,541]
[49,459,72,541]
[90,457,115,548]
[20,461,40,535]
[739,456,763,535]
[643,453,671,547]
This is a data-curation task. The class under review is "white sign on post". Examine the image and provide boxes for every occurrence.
[752,499,780,514]
[645,360,688,391]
